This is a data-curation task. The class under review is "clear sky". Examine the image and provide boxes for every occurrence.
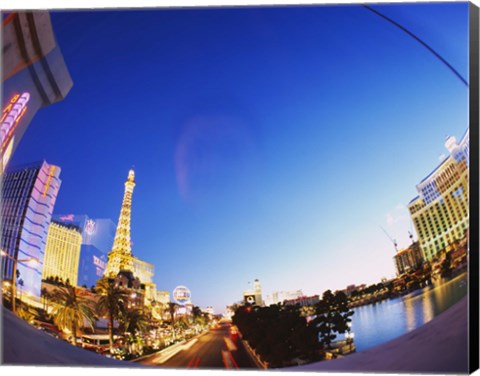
[10,2,469,314]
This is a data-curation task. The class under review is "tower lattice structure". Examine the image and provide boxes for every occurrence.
[104,169,136,277]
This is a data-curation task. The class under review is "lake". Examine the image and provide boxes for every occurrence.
[349,273,468,352]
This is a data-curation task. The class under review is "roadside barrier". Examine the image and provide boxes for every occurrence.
[240,336,268,369]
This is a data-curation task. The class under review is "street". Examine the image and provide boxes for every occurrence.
[137,323,258,369]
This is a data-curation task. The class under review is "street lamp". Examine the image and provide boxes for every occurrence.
[0,250,38,314]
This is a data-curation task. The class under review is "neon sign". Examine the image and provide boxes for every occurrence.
[1,92,30,154]
[60,214,75,221]
[85,219,96,236]
[93,255,106,269]
[42,165,56,197]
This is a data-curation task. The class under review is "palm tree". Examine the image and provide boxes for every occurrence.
[41,287,52,313]
[167,302,178,341]
[122,308,149,335]
[41,287,48,311]
[95,278,128,354]
[121,309,149,355]
[50,285,96,346]
[191,306,209,331]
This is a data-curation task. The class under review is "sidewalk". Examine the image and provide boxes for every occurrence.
[1,307,140,366]
[293,296,469,374]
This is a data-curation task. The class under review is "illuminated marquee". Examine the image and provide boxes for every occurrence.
[42,165,56,197]
[1,92,30,154]
[173,285,192,305]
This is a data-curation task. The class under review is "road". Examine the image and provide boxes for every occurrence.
[137,323,258,370]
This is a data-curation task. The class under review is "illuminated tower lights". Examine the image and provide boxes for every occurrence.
[104,169,136,277]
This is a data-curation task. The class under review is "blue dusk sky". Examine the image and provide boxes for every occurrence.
[10,3,469,313]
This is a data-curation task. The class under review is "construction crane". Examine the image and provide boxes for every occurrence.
[408,231,414,244]
[380,226,398,252]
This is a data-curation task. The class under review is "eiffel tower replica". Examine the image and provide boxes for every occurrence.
[103,169,141,290]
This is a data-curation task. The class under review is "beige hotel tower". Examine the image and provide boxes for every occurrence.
[43,221,82,285]
[408,130,469,261]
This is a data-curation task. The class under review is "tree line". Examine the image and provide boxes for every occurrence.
[33,277,211,359]
[232,290,354,368]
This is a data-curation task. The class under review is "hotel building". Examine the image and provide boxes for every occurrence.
[156,290,170,304]
[53,214,116,288]
[408,130,469,261]
[265,290,304,306]
[1,161,61,298]
[394,241,424,275]
[2,12,72,172]
[284,295,320,307]
[42,221,82,285]
[133,257,156,303]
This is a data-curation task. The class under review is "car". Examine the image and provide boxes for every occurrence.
[229,326,239,340]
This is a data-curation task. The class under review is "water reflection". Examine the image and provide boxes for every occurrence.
[422,291,434,323]
[404,296,416,332]
[350,273,467,352]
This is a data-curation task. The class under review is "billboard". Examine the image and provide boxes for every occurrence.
[173,285,191,305]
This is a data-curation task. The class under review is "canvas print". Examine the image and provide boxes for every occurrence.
[1,1,478,373]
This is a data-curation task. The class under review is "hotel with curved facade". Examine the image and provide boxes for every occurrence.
[408,130,469,262]
[1,161,62,298]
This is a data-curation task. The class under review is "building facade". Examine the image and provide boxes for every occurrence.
[408,130,469,261]
[42,220,82,285]
[2,12,73,172]
[156,290,170,304]
[53,214,116,288]
[265,290,304,306]
[243,279,264,306]
[394,241,424,276]
[1,161,61,297]
[134,257,156,303]
[284,295,320,307]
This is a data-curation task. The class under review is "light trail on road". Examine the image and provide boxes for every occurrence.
[137,322,257,369]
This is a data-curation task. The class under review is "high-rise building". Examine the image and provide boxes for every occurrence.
[408,130,469,261]
[1,161,61,298]
[2,12,73,172]
[52,214,116,288]
[42,220,82,285]
[104,169,136,276]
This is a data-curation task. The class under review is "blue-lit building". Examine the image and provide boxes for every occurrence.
[1,161,61,298]
[52,214,116,288]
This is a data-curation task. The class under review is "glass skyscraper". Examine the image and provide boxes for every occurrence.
[1,160,61,298]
